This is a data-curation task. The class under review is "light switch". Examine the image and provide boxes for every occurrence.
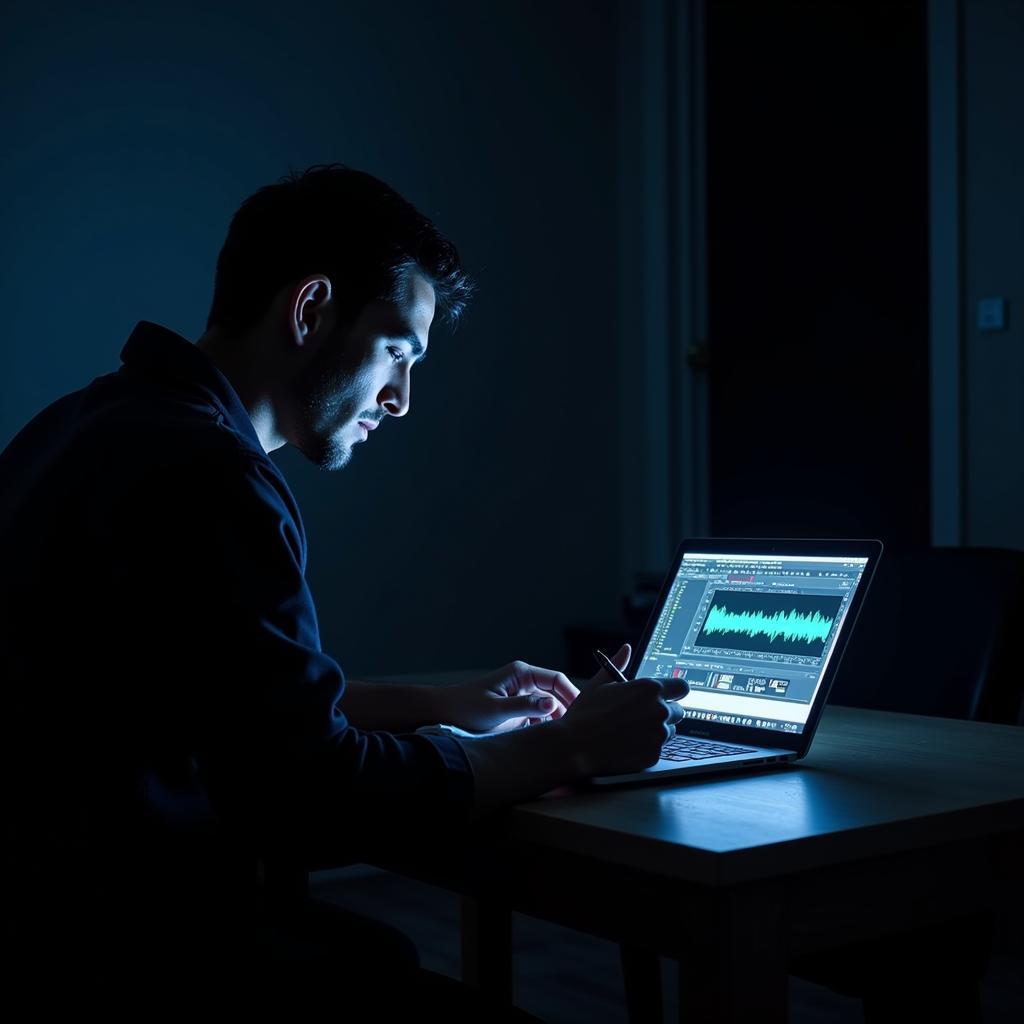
[978,297,1006,331]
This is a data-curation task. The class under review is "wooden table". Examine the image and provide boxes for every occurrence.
[363,681,1024,1022]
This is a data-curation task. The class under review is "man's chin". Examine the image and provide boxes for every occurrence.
[321,443,353,472]
[300,437,352,472]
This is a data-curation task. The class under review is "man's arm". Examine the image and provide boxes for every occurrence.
[454,674,688,814]
[336,649,688,812]
[336,679,445,732]
[337,662,578,734]
[452,721,582,815]
[145,451,478,840]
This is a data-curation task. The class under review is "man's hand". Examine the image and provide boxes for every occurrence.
[580,642,632,691]
[578,641,686,732]
[453,646,689,812]
[437,661,580,733]
[559,643,688,776]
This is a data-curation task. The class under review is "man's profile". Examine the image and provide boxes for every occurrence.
[0,164,684,982]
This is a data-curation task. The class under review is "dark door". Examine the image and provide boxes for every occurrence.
[706,0,929,544]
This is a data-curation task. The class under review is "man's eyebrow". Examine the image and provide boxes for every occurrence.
[403,333,428,363]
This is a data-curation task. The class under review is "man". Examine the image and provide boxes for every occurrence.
[0,164,684,981]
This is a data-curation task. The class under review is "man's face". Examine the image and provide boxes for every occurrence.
[291,271,435,470]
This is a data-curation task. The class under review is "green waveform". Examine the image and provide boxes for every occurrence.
[702,604,834,645]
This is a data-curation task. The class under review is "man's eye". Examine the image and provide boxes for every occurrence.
[387,346,405,364]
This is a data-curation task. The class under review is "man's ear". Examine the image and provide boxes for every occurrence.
[289,275,333,348]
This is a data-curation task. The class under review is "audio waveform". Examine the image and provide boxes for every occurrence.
[694,589,844,657]
[701,605,834,645]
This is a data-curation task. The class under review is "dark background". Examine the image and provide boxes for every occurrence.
[2,0,1021,676]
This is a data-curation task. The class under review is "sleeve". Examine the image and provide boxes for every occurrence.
[120,445,474,860]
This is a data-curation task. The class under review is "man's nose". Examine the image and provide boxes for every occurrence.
[380,372,411,418]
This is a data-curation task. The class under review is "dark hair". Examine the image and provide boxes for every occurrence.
[205,163,473,336]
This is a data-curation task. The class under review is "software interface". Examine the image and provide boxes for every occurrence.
[635,553,869,735]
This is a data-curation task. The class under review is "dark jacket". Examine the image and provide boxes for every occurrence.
[0,321,472,958]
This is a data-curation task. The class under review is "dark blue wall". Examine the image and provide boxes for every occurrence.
[0,0,623,675]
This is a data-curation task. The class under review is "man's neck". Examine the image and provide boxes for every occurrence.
[196,330,287,453]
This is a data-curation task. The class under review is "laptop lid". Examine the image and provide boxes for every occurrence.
[626,538,882,759]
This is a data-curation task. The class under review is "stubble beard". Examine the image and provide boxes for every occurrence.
[293,344,362,472]
[316,436,353,472]
[295,396,354,471]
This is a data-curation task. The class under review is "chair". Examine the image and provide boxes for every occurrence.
[828,545,1024,726]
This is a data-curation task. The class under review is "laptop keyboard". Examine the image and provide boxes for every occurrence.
[661,736,758,762]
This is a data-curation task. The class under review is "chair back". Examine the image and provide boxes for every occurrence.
[831,546,1024,725]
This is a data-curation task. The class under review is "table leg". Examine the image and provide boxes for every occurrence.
[621,943,664,1024]
[461,893,514,1003]
[675,884,787,1024]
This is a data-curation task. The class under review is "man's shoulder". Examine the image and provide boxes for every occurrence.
[63,379,292,514]
[2,366,298,532]
[122,409,286,500]
[76,378,265,470]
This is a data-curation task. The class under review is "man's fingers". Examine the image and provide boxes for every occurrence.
[508,693,558,715]
[666,700,686,728]
[535,693,569,718]
[586,642,633,689]
[520,665,580,707]
[545,695,569,719]
[505,679,569,719]
[541,669,580,707]
[660,678,689,702]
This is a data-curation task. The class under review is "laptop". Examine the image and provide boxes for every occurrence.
[591,537,882,785]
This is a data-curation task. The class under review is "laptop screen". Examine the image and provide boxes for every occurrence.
[634,551,870,736]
